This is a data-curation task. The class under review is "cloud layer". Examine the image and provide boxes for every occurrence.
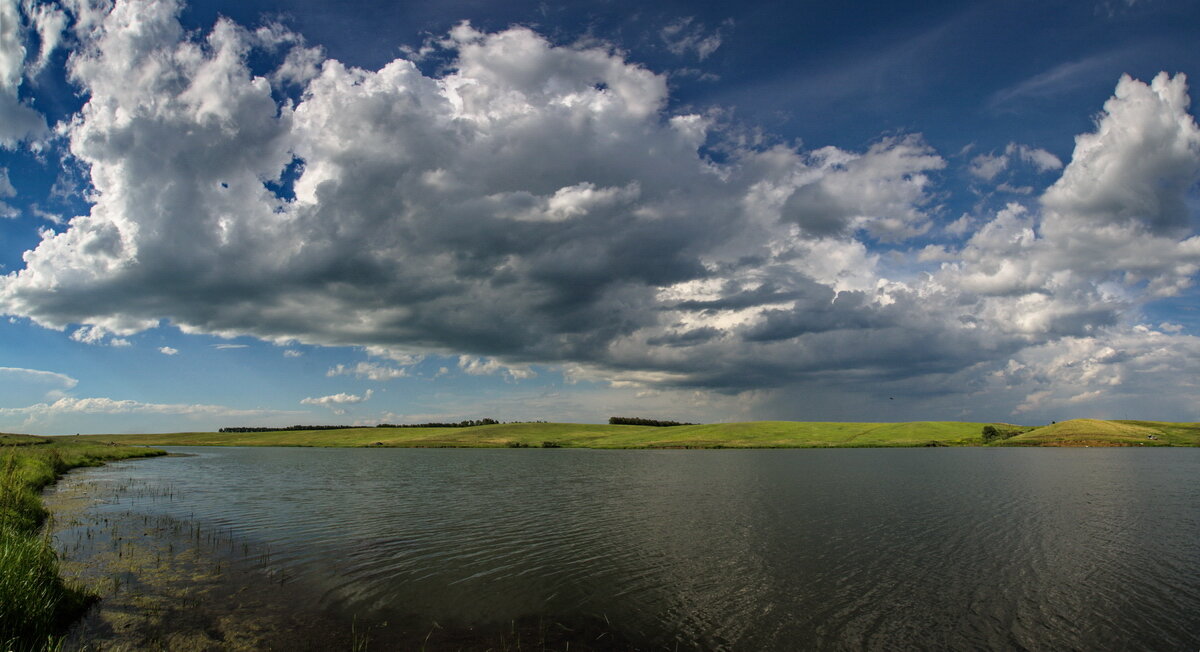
[0,0,1198,420]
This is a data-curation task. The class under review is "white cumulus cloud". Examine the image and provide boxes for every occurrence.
[300,389,373,415]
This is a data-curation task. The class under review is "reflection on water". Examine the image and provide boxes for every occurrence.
[49,447,1200,650]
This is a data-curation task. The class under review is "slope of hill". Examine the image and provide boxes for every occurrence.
[77,421,994,448]
[1001,419,1199,446]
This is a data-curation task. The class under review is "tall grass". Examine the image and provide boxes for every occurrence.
[0,440,164,650]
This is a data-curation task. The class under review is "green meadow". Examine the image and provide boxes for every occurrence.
[0,437,165,650]
[76,418,1200,449]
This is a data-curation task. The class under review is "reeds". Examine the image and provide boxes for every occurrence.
[0,442,164,650]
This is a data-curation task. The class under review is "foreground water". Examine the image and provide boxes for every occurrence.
[48,447,1200,650]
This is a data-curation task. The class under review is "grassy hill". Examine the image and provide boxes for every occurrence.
[78,421,1004,448]
[70,419,1200,449]
[1001,419,1200,447]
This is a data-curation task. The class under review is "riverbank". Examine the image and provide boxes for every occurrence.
[0,436,165,650]
[74,418,1200,448]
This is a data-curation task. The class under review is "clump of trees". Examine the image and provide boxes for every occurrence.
[981,425,1024,443]
[609,417,696,427]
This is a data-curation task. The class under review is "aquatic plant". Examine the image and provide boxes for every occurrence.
[0,441,164,650]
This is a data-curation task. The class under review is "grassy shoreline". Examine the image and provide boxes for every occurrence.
[71,418,1200,449]
[0,437,165,651]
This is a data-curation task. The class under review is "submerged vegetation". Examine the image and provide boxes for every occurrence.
[77,419,1200,449]
[0,438,164,650]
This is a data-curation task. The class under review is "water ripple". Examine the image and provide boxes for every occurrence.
[75,446,1200,651]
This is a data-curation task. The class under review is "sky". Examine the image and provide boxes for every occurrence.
[1,0,1199,434]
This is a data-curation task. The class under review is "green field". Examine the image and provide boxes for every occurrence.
[69,418,1200,449]
[1,437,166,650]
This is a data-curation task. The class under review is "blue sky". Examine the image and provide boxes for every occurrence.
[1,0,1199,434]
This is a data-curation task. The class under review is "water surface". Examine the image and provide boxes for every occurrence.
[52,447,1200,650]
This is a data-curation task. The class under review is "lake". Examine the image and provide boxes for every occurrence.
[49,447,1200,650]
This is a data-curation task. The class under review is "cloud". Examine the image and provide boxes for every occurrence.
[30,205,62,224]
[283,349,303,357]
[458,356,536,380]
[327,361,407,381]
[22,0,67,77]
[1010,144,1062,172]
[993,326,1200,418]
[158,346,178,355]
[660,17,729,61]
[0,2,1196,420]
[0,366,78,389]
[778,136,945,241]
[968,152,1007,181]
[968,143,1062,181]
[0,396,291,418]
[363,347,422,365]
[300,390,373,415]
[987,51,1129,112]
[0,167,13,197]
[1042,73,1200,236]
[0,0,49,147]
[213,343,248,350]
[0,166,14,218]
[70,325,131,347]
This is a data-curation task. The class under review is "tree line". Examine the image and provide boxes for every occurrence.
[377,419,499,428]
[219,425,356,433]
[220,418,499,433]
[608,417,696,427]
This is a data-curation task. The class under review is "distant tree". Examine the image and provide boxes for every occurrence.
[608,417,697,427]
[981,425,1001,443]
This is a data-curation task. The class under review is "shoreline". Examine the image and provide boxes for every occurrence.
[0,440,165,649]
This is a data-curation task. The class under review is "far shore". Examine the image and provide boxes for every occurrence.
[55,418,1200,449]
